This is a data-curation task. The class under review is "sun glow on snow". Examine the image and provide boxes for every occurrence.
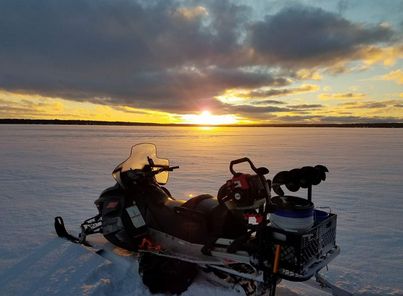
[181,111,238,125]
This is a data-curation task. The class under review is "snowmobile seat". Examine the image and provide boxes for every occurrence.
[164,194,219,218]
[178,194,248,241]
[180,194,215,210]
[162,194,220,226]
[163,198,186,209]
[150,189,247,245]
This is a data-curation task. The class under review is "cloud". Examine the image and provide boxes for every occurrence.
[287,104,323,110]
[380,69,403,85]
[248,6,395,67]
[251,99,286,105]
[219,97,401,123]
[338,101,387,110]
[246,84,319,98]
[0,0,256,112]
[337,0,349,15]
[319,92,366,100]
[316,115,402,123]
[295,69,322,80]
[272,114,402,124]
[339,100,401,109]
[221,84,320,108]
[222,102,323,116]
[361,102,387,109]
[358,45,403,66]
[175,6,208,20]
[0,0,400,117]
[0,97,67,118]
[329,100,403,122]
[273,115,319,122]
[228,104,290,114]
[241,113,402,124]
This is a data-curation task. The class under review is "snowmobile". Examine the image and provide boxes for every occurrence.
[55,143,341,295]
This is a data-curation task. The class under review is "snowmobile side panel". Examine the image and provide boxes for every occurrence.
[146,228,252,265]
[96,184,148,250]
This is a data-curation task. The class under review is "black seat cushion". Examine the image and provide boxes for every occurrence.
[148,190,247,244]
[180,194,248,240]
[180,194,215,210]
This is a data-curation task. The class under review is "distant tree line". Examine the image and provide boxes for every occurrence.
[0,118,402,128]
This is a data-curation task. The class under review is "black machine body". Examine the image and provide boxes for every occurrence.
[55,143,339,296]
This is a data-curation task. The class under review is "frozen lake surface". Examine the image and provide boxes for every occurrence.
[0,125,402,295]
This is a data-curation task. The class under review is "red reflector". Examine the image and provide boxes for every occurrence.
[243,213,264,224]
[106,201,119,209]
[140,238,162,252]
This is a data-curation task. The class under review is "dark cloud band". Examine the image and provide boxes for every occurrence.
[0,0,398,114]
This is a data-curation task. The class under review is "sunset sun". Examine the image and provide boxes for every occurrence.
[181,110,238,125]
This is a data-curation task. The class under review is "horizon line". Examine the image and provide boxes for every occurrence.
[1,118,402,128]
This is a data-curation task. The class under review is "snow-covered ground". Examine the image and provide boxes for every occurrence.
[0,125,402,295]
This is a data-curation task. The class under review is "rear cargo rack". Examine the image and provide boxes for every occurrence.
[262,213,338,281]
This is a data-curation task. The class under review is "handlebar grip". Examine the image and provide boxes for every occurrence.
[230,157,251,166]
[230,157,258,175]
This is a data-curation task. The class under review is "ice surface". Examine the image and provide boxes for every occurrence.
[0,125,402,295]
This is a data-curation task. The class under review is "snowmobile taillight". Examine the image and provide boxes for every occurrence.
[139,238,162,252]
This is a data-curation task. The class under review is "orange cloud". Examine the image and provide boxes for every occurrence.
[359,45,403,66]
[175,6,208,20]
[0,90,179,123]
[319,92,366,100]
[381,69,403,85]
[296,69,322,80]
[242,84,320,99]
[321,45,403,74]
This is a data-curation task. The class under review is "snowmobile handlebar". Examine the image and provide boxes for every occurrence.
[146,156,179,173]
[168,166,180,171]
[125,165,179,182]
[148,165,179,176]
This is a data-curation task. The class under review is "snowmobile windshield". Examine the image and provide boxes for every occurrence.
[113,143,170,186]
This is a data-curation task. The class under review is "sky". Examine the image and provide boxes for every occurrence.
[0,0,402,124]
